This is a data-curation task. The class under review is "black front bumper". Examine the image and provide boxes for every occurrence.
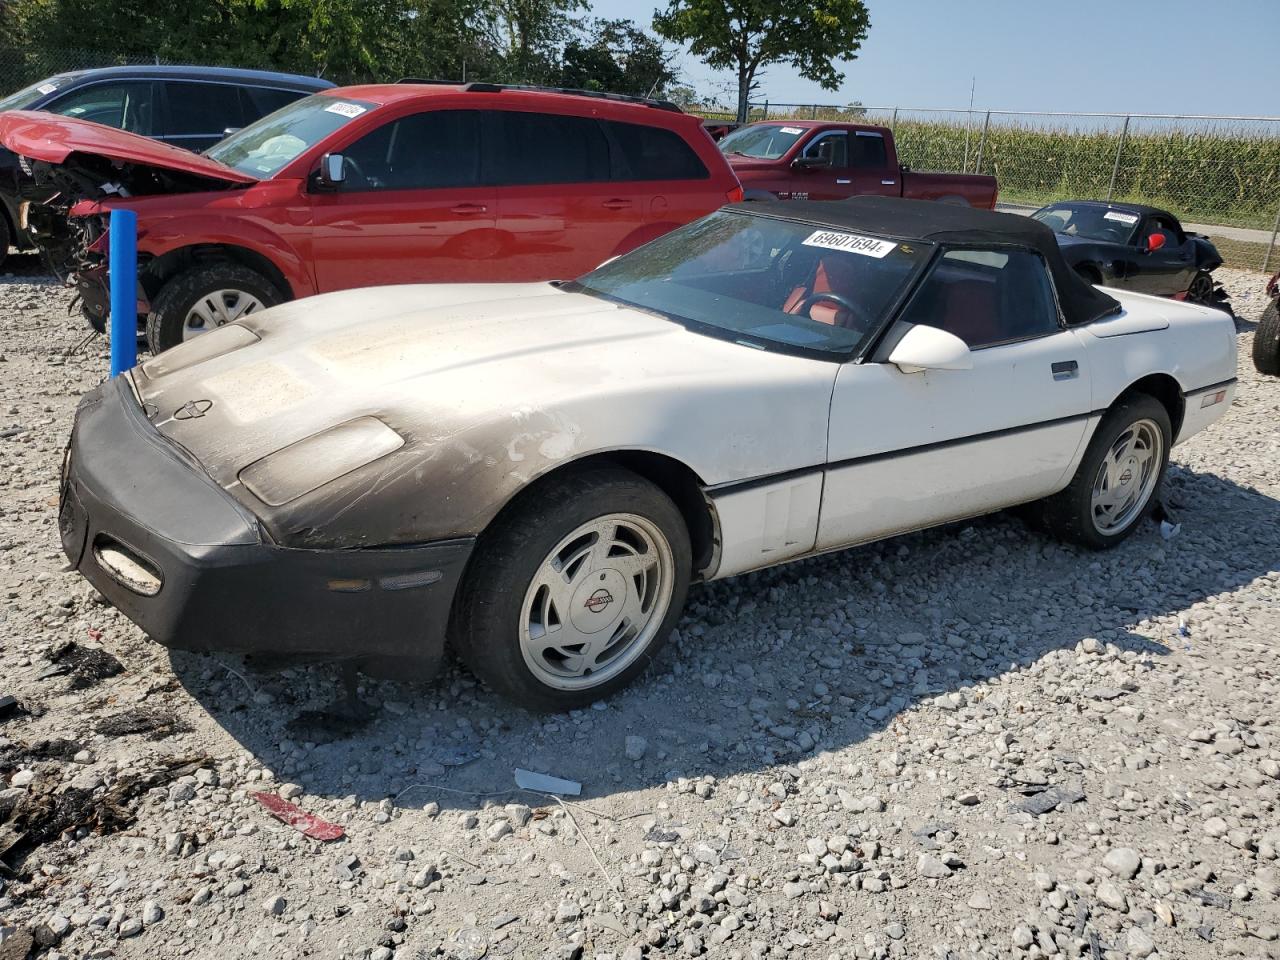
[61,378,474,659]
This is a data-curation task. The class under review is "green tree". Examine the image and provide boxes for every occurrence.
[653,0,871,123]
[561,19,677,97]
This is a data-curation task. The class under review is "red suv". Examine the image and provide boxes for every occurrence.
[1,83,742,350]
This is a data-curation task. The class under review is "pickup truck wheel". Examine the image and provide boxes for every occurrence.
[146,263,282,354]
[1252,298,1280,376]
[451,467,691,711]
[1034,394,1171,550]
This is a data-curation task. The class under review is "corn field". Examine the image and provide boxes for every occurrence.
[704,104,1280,271]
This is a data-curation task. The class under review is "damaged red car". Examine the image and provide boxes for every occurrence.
[0,83,742,351]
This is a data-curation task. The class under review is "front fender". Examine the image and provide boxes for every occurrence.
[140,215,315,298]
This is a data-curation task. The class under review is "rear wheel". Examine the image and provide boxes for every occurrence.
[146,263,283,353]
[1034,394,1171,549]
[1187,270,1215,304]
[1253,298,1280,377]
[451,467,691,711]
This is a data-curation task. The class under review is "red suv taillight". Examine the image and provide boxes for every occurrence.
[726,185,744,203]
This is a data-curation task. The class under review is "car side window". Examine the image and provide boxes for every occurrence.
[164,82,249,137]
[46,81,155,135]
[1148,218,1182,248]
[491,111,611,185]
[897,248,1060,349]
[340,110,480,191]
[601,119,709,181]
[803,132,848,167]
[240,87,305,121]
[849,132,888,168]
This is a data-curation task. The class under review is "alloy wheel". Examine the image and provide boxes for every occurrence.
[518,513,675,691]
[183,288,264,340]
[1090,418,1163,535]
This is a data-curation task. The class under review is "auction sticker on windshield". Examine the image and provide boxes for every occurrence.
[323,102,366,118]
[37,82,58,95]
[780,126,804,134]
[803,230,898,258]
[1103,211,1139,224]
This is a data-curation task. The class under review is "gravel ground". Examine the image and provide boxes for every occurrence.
[0,256,1277,960]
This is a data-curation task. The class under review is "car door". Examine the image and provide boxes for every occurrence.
[817,247,1093,551]
[795,129,897,201]
[599,118,718,253]
[310,108,498,292]
[159,81,251,151]
[487,110,640,281]
[1132,215,1194,295]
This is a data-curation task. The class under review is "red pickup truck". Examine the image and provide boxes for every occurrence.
[719,121,998,208]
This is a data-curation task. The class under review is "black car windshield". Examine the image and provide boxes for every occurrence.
[0,75,70,112]
[718,123,807,159]
[1032,203,1140,244]
[205,94,374,177]
[573,209,931,358]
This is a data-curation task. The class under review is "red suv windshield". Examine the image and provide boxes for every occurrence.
[205,94,375,177]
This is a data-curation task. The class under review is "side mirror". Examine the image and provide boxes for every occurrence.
[792,155,831,171]
[1143,233,1166,253]
[316,152,346,189]
[888,324,973,374]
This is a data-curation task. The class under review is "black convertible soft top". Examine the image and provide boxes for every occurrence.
[756,196,1123,326]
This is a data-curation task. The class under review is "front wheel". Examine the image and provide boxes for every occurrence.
[146,263,283,354]
[451,468,691,711]
[1254,298,1280,377]
[1034,394,1171,549]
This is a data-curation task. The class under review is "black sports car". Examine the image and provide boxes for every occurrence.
[1031,201,1223,304]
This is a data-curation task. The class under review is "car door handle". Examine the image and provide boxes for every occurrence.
[836,179,851,184]
[602,199,632,210]
[1051,360,1079,381]
[450,203,487,215]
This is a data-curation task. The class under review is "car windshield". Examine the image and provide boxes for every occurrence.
[1032,203,1140,244]
[205,94,374,177]
[0,75,70,112]
[572,209,931,359]
[718,123,807,159]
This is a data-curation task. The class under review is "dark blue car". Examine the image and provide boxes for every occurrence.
[0,64,334,265]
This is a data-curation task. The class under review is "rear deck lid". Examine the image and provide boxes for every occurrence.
[0,110,256,186]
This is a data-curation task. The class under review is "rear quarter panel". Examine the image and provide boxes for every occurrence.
[1077,293,1237,443]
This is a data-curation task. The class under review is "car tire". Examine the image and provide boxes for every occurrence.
[1253,298,1280,377]
[451,467,691,711]
[146,263,283,354]
[1187,270,1215,305]
[1034,393,1171,550]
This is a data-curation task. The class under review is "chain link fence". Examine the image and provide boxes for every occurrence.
[708,103,1280,273]
[0,46,195,89]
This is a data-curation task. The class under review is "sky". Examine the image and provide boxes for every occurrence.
[591,0,1280,117]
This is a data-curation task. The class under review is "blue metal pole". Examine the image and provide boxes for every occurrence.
[108,209,138,376]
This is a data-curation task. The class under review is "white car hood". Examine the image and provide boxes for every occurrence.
[134,283,836,546]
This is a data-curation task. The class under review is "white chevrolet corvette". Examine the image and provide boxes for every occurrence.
[60,197,1236,709]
